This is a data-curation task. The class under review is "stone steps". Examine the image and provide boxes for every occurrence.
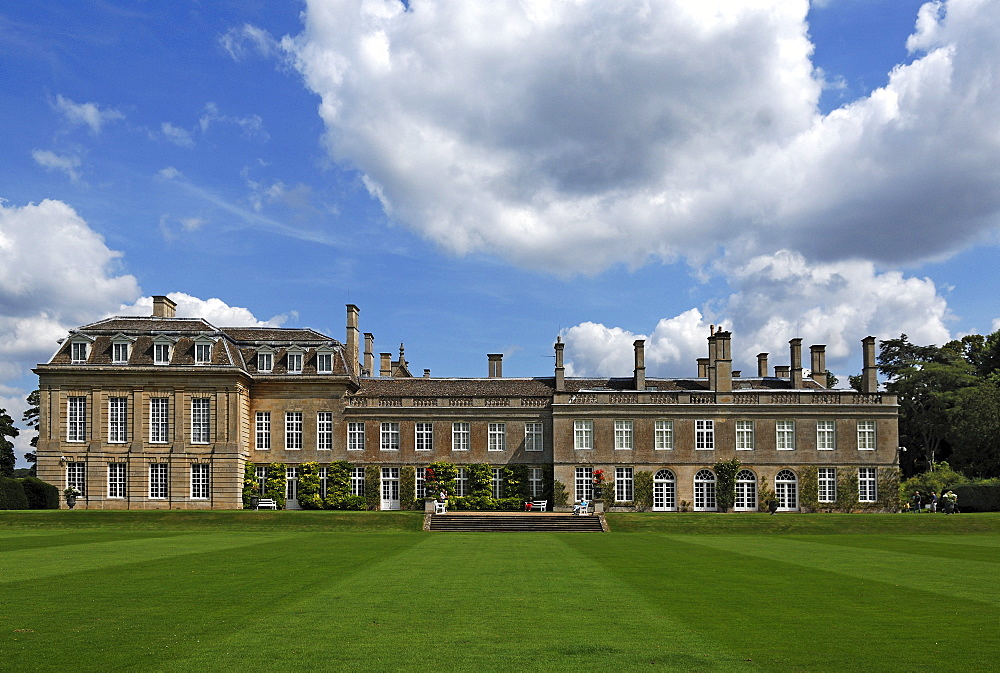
[427,513,606,532]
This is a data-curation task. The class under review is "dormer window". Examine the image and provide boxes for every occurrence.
[112,342,129,363]
[287,352,303,374]
[316,346,334,374]
[71,342,88,363]
[257,350,273,373]
[195,343,212,364]
[152,336,175,365]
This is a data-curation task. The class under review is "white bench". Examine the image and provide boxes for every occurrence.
[573,500,591,516]
[525,500,547,512]
[256,498,278,510]
[434,501,447,514]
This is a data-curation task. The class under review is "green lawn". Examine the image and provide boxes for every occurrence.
[2,512,998,671]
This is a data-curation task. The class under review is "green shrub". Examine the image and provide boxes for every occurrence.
[19,477,59,509]
[467,464,492,497]
[834,469,858,512]
[0,476,29,509]
[264,463,286,509]
[875,467,901,512]
[713,459,740,512]
[425,462,457,497]
[323,461,353,509]
[364,466,380,511]
[950,483,1000,512]
[798,466,819,512]
[297,462,323,510]
[553,480,569,507]
[899,462,970,505]
[340,495,367,510]
[400,466,416,510]
[242,462,259,508]
[633,471,653,512]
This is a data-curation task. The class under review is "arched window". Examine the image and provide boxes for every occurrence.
[694,469,717,512]
[653,469,676,511]
[735,469,757,511]
[775,469,798,511]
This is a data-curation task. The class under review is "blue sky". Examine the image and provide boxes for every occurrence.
[2,0,999,464]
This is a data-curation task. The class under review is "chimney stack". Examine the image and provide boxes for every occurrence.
[379,353,392,377]
[697,358,709,378]
[775,365,790,379]
[423,369,431,378]
[713,331,733,393]
[757,353,769,377]
[363,333,374,376]
[633,340,646,391]
[152,295,177,318]
[488,353,503,378]
[707,335,718,389]
[862,336,878,393]
[789,338,804,388]
[554,337,565,392]
[345,305,360,376]
[810,345,828,387]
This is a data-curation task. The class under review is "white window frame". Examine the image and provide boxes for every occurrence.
[491,467,504,499]
[817,420,836,451]
[71,341,88,363]
[380,422,400,451]
[614,420,633,450]
[776,420,796,451]
[653,469,676,511]
[286,466,299,501]
[775,469,798,511]
[615,466,634,503]
[317,411,332,451]
[858,467,877,502]
[150,398,169,443]
[415,422,433,452]
[108,397,128,444]
[194,342,212,364]
[67,462,86,496]
[255,411,270,451]
[524,422,543,452]
[857,420,876,451]
[488,422,506,451]
[285,412,303,450]
[107,462,126,499]
[112,341,129,364]
[191,463,210,499]
[319,467,329,498]
[694,469,717,511]
[153,341,171,365]
[735,420,754,451]
[415,467,426,499]
[191,398,210,444]
[575,466,593,502]
[350,467,365,496]
[257,352,273,373]
[149,463,168,499]
[67,397,87,442]
[286,351,303,374]
[255,466,266,495]
[456,467,468,497]
[573,420,593,450]
[316,352,333,374]
[654,419,674,450]
[452,422,470,451]
[529,467,544,498]
[734,469,757,511]
[818,467,837,503]
[695,419,715,450]
[347,422,365,451]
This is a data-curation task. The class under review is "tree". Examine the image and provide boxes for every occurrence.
[22,390,39,476]
[0,407,19,478]
[945,382,1000,478]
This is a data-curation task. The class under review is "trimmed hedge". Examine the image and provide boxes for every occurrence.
[19,477,59,509]
[0,476,29,509]
[950,483,1000,512]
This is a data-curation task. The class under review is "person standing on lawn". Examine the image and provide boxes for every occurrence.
[912,490,922,512]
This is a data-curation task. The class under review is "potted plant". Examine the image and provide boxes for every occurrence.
[63,486,81,509]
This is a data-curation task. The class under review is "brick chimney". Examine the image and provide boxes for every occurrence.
[633,340,645,391]
[789,338,804,388]
[554,337,565,392]
[810,345,828,387]
[862,336,878,393]
[152,295,176,318]
[757,353,769,377]
[363,333,374,376]
[346,304,360,376]
[488,353,503,378]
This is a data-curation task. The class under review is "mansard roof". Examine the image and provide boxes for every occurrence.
[356,377,556,397]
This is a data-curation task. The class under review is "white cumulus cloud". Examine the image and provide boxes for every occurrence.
[116,293,286,328]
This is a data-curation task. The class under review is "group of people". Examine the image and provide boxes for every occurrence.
[910,489,959,514]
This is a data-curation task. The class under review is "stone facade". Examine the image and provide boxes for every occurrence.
[34,300,899,511]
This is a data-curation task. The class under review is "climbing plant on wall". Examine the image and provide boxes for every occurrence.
[297,462,323,510]
[364,465,380,511]
[264,463,286,509]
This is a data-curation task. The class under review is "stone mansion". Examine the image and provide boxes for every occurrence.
[34,297,899,511]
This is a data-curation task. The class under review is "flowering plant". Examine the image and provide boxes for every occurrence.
[64,486,81,497]
[592,469,606,486]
